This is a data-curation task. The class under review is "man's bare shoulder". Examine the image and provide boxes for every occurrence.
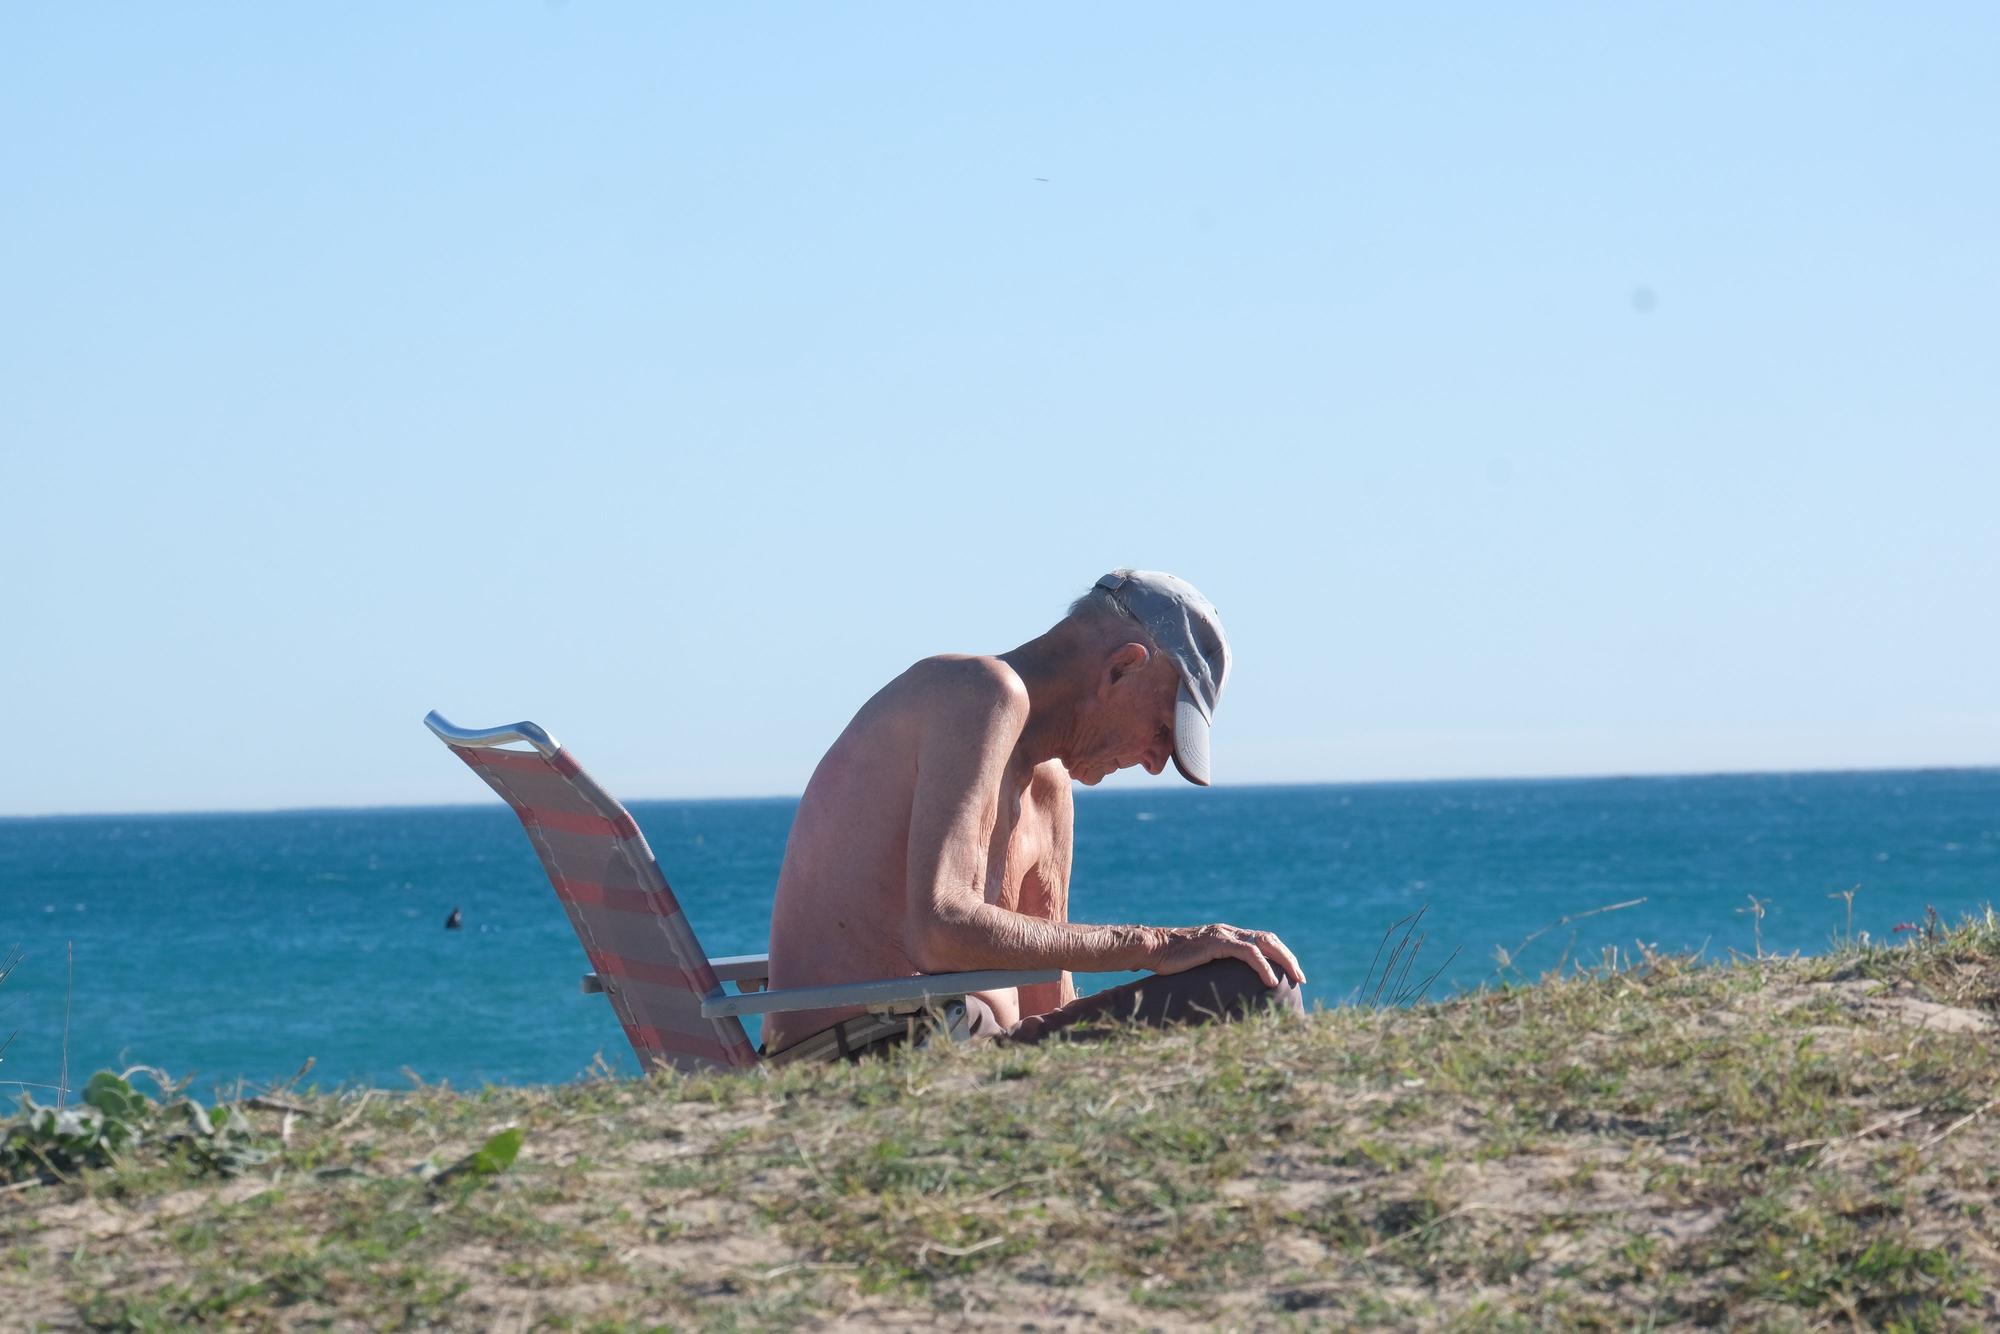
[893,653,1031,725]
[807,655,1026,793]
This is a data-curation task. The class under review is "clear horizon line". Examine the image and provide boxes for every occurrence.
[4,758,1995,822]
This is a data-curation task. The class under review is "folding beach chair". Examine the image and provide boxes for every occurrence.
[424,711,1058,1073]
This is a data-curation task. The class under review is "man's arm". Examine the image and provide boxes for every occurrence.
[1015,763,1074,1015]
[902,665,1304,988]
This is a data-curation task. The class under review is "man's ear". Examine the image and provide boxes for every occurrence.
[1106,642,1151,685]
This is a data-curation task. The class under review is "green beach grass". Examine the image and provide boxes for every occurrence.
[4,912,1997,1331]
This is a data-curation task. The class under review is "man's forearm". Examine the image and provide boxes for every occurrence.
[913,902,1161,975]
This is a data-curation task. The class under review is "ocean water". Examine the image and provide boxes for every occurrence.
[1,769,1995,1097]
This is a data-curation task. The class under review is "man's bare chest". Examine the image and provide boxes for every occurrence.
[989,785,1059,908]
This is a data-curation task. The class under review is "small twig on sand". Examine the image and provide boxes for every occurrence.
[1786,1106,1926,1162]
[791,1131,835,1194]
[59,942,73,1107]
[916,1235,1005,1264]
[1364,1203,1482,1258]
[1492,899,1647,978]
[1919,1097,1999,1154]
[247,1095,314,1116]
[23,1141,79,1187]
[265,1057,316,1098]
[917,1171,1056,1215]
[328,1089,377,1135]
[1738,895,1769,959]
[757,1261,859,1281]
[118,1065,184,1097]
[1827,884,1860,945]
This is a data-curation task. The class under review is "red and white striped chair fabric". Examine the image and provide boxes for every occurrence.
[441,731,759,1074]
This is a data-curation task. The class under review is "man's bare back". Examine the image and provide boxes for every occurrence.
[763,573,1305,1059]
[765,656,1070,1054]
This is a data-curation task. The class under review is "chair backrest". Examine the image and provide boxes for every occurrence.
[427,714,758,1074]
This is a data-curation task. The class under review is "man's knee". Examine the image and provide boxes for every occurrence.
[1178,958,1306,1021]
[1002,959,1305,1045]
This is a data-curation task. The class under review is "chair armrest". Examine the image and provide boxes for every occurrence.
[584,953,772,998]
[708,953,771,987]
[699,968,1061,1019]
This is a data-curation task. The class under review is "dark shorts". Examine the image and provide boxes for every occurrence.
[791,958,1304,1063]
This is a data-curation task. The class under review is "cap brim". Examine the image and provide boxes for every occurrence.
[1170,682,1212,787]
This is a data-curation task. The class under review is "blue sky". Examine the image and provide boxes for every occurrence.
[4,4,1994,815]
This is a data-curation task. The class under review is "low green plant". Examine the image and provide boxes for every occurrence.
[0,1069,272,1183]
[420,1125,526,1189]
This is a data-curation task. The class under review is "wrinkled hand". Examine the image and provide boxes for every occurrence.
[1149,923,1305,989]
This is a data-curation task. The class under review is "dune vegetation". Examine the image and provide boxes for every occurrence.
[3,912,1997,1331]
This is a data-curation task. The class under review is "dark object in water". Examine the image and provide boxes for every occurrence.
[445,907,463,930]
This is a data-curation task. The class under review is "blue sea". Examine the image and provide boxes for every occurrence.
[2,770,1995,1098]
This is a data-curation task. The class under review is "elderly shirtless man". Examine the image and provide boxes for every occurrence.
[763,570,1306,1062]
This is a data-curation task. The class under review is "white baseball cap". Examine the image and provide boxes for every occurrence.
[1093,569,1231,786]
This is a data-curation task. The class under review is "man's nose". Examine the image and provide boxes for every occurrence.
[1143,748,1169,776]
